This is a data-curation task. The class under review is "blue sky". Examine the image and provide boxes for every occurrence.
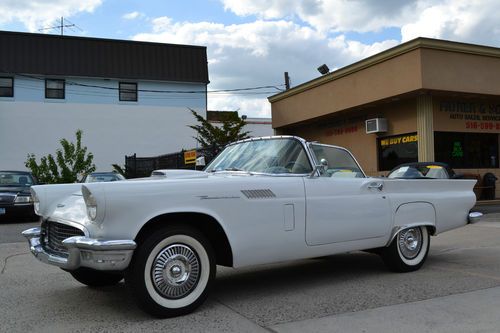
[1,0,499,117]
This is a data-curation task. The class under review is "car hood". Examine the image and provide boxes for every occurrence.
[0,185,31,195]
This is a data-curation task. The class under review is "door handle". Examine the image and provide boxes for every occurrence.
[368,182,383,191]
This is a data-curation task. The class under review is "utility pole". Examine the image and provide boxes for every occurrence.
[284,72,290,90]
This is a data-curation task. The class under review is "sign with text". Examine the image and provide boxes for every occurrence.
[184,150,197,164]
[436,100,500,132]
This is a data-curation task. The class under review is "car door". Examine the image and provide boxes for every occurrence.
[304,144,392,246]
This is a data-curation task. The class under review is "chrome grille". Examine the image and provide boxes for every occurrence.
[0,193,15,204]
[42,221,84,257]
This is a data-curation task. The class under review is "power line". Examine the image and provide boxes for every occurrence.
[3,70,285,95]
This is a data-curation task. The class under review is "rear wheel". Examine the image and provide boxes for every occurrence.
[69,267,123,287]
[125,225,215,318]
[381,226,430,272]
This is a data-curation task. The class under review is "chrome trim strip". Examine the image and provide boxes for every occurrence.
[22,227,136,271]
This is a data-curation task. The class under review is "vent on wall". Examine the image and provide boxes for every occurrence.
[365,118,388,134]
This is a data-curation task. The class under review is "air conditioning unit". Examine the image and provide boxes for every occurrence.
[365,118,387,134]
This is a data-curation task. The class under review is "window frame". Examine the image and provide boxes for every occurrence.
[0,76,14,97]
[45,79,65,99]
[119,82,138,102]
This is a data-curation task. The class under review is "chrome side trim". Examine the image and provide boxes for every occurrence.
[468,212,482,224]
[22,227,136,271]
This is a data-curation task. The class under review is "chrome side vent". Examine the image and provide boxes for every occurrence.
[241,189,276,199]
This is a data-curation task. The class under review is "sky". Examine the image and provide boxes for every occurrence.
[1,0,500,117]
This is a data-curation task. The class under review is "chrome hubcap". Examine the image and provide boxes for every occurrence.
[398,228,423,259]
[152,244,200,299]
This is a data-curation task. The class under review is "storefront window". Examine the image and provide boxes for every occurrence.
[434,132,498,168]
[378,133,418,171]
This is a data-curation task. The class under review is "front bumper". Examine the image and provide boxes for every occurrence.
[22,227,136,271]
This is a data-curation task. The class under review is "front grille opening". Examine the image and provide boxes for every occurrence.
[41,221,85,257]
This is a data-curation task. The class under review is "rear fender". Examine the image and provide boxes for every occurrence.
[386,202,436,246]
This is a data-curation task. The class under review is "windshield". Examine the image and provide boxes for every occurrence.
[84,173,125,182]
[205,138,313,174]
[0,172,34,186]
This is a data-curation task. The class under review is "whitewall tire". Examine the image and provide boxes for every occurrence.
[125,225,215,317]
[381,226,430,272]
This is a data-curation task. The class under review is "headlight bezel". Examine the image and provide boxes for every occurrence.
[81,185,98,222]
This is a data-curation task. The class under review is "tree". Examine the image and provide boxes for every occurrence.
[188,109,250,156]
[25,129,96,184]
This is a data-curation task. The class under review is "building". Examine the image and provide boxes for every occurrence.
[269,37,500,198]
[0,31,209,171]
[206,110,273,137]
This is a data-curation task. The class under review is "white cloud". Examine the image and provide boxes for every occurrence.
[122,11,145,20]
[222,0,416,32]
[133,17,397,117]
[401,0,500,46]
[0,0,102,32]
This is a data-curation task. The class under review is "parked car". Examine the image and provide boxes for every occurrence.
[22,136,480,317]
[387,162,460,179]
[81,172,125,183]
[0,170,38,221]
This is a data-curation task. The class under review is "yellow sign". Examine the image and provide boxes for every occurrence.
[380,134,418,147]
[184,150,197,164]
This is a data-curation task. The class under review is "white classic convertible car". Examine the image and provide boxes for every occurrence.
[23,136,481,317]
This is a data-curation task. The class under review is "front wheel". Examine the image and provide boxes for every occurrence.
[381,226,430,272]
[125,225,215,318]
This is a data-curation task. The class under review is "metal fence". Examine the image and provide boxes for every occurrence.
[125,146,220,178]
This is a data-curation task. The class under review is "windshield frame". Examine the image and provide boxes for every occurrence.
[308,142,366,178]
[204,136,315,176]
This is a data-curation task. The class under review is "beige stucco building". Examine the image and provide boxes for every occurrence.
[269,37,500,198]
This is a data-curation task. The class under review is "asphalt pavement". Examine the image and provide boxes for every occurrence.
[1,216,500,332]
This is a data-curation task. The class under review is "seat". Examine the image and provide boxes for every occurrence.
[18,176,28,185]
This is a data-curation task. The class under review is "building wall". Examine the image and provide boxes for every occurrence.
[244,118,274,137]
[271,49,423,128]
[0,75,206,171]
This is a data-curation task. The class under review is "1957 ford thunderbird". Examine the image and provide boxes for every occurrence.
[23,136,481,317]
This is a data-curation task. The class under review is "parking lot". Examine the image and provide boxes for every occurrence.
[1,216,500,332]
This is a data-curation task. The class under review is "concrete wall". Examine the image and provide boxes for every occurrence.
[0,75,206,171]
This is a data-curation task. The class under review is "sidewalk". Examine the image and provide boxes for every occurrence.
[270,286,500,333]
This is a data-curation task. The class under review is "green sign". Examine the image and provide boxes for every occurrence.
[452,141,463,158]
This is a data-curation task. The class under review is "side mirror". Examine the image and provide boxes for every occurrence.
[309,158,328,178]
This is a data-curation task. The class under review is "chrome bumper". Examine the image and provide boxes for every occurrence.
[22,227,136,271]
[468,211,483,224]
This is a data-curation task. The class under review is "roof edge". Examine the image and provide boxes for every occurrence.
[268,37,500,103]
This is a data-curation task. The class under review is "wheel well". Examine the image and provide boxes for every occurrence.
[135,212,233,267]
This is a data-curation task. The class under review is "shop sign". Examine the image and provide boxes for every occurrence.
[439,101,500,131]
[380,134,418,147]
[184,150,196,164]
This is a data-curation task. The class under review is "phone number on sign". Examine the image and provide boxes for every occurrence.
[465,121,500,130]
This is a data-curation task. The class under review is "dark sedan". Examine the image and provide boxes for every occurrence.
[0,171,38,221]
[387,162,460,179]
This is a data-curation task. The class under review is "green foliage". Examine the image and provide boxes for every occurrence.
[188,109,250,151]
[111,164,126,177]
[25,130,96,184]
